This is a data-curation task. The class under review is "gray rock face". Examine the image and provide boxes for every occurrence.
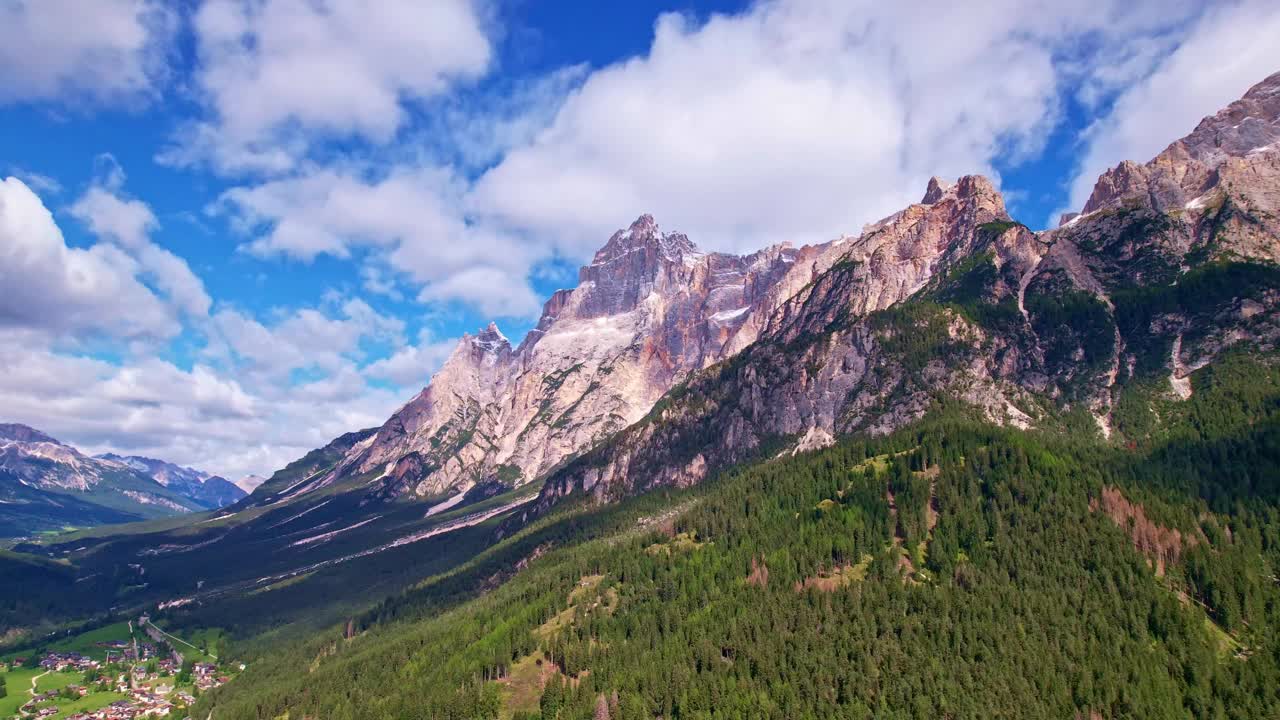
[1077,71,1280,267]
[534,73,1280,510]
[311,215,849,503]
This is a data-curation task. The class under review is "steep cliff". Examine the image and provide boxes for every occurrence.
[282,216,848,508]
[536,72,1280,508]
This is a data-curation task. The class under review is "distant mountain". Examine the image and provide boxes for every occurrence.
[0,423,206,537]
[97,453,247,509]
[234,474,267,494]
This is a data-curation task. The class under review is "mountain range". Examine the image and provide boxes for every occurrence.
[0,423,245,536]
[4,69,1280,720]
[241,70,1280,520]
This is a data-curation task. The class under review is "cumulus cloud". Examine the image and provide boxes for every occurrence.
[0,176,178,339]
[1061,0,1280,222]
[70,186,156,250]
[0,334,410,480]
[466,0,1204,254]
[0,284,462,478]
[0,0,175,105]
[364,331,458,387]
[70,166,212,318]
[210,296,405,379]
[164,0,493,173]
[0,171,438,478]
[216,165,543,316]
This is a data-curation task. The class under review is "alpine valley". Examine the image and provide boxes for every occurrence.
[5,72,1280,720]
[0,423,245,538]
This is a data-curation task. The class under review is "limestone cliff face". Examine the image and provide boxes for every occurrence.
[1072,70,1280,273]
[309,216,846,504]
[0,423,203,516]
[535,73,1280,510]
[281,71,1280,517]
[536,175,1044,504]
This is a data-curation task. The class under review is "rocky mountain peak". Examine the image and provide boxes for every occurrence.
[589,214,700,267]
[1177,70,1280,165]
[1082,70,1280,216]
[0,422,60,445]
[447,323,512,372]
[472,322,510,352]
[921,176,953,204]
[573,215,706,319]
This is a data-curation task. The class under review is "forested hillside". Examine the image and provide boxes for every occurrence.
[194,355,1280,719]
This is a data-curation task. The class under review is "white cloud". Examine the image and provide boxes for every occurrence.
[0,176,178,339]
[467,0,1202,255]
[70,186,156,250]
[166,0,493,174]
[0,176,428,479]
[211,296,404,378]
[216,165,543,316]
[359,263,404,301]
[0,333,409,480]
[69,169,212,318]
[364,331,457,387]
[1061,0,1280,222]
[8,168,62,195]
[0,0,175,105]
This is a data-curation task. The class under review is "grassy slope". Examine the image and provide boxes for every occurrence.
[0,667,40,717]
[194,356,1280,719]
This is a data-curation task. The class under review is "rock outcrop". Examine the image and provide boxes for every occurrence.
[290,216,848,505]
[534,72,1280,509]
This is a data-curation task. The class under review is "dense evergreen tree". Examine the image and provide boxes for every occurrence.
[192,357,1280,719]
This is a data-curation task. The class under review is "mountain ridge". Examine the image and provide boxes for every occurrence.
[0,422,243,536]
[95,452,247,508]
[532,70,1280,510]
[220,70,1280,530]
[258,214,852,510]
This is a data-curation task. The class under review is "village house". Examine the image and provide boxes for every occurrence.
[40,651,101,672]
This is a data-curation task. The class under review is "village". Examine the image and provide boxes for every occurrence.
[1,618,235,720]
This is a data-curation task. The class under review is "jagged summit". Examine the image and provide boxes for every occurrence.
[298,212,846,503]
[1083,69,1280,216]
[589,214,700,268]
[921,176,953,204]
[469,321,511,351]
[0,422,60,444]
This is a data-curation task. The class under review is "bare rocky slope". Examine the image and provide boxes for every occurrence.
[242,71,1280,528]
[253,216,853,509]
[534,70,1280,509]
[0,423,209,535]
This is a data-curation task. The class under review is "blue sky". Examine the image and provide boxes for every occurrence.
[1,0,1278,479]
